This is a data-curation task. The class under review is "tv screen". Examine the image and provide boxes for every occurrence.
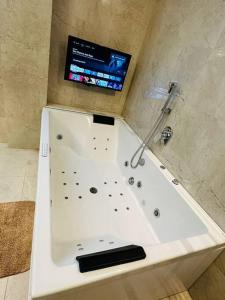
[64,35,131,91]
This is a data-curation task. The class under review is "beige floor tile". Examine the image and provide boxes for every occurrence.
[5,272,29,300]
[0,147,37,159]
[0,144,8,150]
[21,176,37,201]
[189,264,225,300]
[0,277,8,300]
[0,177,24,202]
[169,291,192,299]
[160,291,192,300]
[0,156,27,177]
[0,148,36,300]
[24,155,38,177]
[214,249,225,276]
[0,149,38,177]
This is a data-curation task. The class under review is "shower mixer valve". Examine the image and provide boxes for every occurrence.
[160,126,173,145]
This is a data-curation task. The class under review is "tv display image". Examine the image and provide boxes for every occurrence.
[64,35,131,91]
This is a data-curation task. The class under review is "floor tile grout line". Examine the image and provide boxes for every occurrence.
[21,175,27,200]
[3,277,8,300]
[0,176,25,178]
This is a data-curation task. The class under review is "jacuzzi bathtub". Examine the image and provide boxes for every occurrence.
[30,106,225,300]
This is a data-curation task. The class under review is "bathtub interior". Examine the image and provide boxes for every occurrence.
[49,109,207,267]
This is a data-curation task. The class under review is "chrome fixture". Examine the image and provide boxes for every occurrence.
[130,82,180,168]
[161,126,173,145]
[128,177,135,185]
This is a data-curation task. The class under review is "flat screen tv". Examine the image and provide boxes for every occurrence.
[64,35,131,91]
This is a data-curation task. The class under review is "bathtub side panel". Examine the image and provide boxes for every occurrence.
[32,248,222,300]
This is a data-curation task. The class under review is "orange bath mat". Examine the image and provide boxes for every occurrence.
[0,201,35,278]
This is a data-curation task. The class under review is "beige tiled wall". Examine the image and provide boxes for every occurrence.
[0,0,155,148]
[123,1,225,299]
[123,0,225,232]
[47,0,155,115]
[0,0,52,149]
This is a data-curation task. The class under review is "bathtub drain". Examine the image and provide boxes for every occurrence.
[90,187,98,194]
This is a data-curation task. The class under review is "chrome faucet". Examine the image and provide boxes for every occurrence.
[130,82,179,168]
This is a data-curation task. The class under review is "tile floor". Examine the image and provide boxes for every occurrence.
[0,144,38,300]
[161,291,192,300]
[0,144,192,300]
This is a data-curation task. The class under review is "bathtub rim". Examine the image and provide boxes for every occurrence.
[30,106,225,298]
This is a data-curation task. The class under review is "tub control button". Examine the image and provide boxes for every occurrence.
[41,143,48,157]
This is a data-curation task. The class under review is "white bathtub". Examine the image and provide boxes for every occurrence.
[30,107,225,300]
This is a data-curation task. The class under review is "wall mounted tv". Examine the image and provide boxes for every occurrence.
[64,35,131,91]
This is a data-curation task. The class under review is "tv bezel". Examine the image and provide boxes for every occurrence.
[64,35,132,92]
